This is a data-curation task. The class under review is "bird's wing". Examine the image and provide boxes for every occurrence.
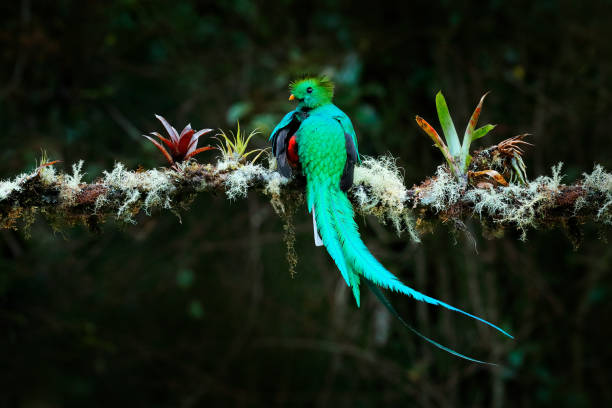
[334,113,361,164]
[270,110,305,178]
[269,110,299,142]
[336,118,359,191]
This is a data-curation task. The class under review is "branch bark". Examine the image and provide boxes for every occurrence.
[0,156,610,243]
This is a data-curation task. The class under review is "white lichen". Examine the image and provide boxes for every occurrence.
[353,155,419,241]
[117,189,141,223]
[354,155,407,209]
[419,165,463,213]
[102,162,175,221]
[0,162,61,203]
[67,160,85,187]
[548,162,565,190]
[402,212,421,243]
[59,160,85,204]
[580,164,612,224]
[464,163,565,240]
[0,173,30,202]
[262,170,288,197]
[267,153,277,171]
[38,165,57,185]
[223,159,279,201]
[224,163,260,200]
[215,156,240,173]
[93,194,108,215]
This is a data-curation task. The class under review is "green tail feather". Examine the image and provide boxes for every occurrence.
[364,279,498,365]
[312,184,513,340]
[312,185,352,287]
[348,271,361,308]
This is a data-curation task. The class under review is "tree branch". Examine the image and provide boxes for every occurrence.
[0,155,610,242]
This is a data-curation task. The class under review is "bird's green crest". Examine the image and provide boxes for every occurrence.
[289,75,335,108]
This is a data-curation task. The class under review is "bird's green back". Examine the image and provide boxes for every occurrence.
[296,111,348,211]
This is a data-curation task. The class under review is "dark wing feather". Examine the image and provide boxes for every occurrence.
[271,111,307,178]
[274,127,293,177]
[338,120,358,192]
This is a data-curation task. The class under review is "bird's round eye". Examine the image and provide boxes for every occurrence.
[306,87,313,93]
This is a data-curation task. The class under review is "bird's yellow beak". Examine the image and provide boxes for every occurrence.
[288,94,296,101]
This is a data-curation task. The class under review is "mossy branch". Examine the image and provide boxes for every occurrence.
[1,153,610,243]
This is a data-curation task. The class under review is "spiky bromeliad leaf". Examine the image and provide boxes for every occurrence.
[418,92,511,179]
[472,124,496,141]
[216,122,268,163]
[464,93,487,140]
[460,92,496,171]
[415,115,460,176]
[435,91,461,158]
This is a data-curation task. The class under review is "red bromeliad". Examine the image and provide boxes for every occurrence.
[144,114,215,166]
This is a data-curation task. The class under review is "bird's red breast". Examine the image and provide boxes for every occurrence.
[287,135,299,167]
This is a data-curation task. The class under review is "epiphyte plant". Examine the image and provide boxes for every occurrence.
[215,122,268,164]
[416,92,497,179]
[143,114,215,167]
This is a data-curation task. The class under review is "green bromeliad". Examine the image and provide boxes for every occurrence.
[270,76,512,363]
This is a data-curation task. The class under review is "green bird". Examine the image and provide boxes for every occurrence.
[270,76,512,363]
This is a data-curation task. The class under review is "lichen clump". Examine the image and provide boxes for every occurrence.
[415,163,572,240]
[0,173,30,202]
[353,155,420,242]
[102,163,176,221]
[418,165,463,212]
[578,164,612,224]
[59,160,85,205]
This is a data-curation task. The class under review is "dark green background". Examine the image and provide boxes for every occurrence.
[1,1,612,407]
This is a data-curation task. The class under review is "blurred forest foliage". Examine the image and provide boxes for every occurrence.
[1,1,612,407]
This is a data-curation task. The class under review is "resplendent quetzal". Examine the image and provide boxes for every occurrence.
[270,76,512,363]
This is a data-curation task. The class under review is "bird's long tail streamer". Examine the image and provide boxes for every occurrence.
[364,279,497,365]
[325,186,512,338]
[311,182,512,363]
